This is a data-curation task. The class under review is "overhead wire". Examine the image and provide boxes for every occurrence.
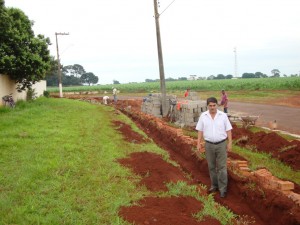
[159,0,177,16]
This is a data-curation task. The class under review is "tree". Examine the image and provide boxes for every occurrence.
[225,74,233,79]
[145,79,157,82]
[214,74,225,79]
[255,72,268,78]
[63,64,86,78]
[166,77,176,81]
[0,4,51,91]
[45,57,59,86]
[80,72,98,86]
[207,75,215,80]
[242,73,255,78]
[178,77,187,81]
[113,80,120,84]
[271,69,280,77]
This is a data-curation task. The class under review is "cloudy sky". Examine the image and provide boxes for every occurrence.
[5,0,300,84]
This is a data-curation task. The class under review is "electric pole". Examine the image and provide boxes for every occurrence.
[153,0,167,116]
[55,32,69,98]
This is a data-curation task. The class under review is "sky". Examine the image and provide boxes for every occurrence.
[4,0,300,84]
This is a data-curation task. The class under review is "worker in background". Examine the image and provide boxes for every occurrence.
[103,96,109,105]
[196,97,232,198]
[184,88,190,98]
[112,87,118,103]
[219,89,228,113]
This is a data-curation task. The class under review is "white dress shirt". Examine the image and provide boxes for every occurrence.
[196,110,232,143]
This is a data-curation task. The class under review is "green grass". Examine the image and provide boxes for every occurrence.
[0,98,146,224]
[0,98,238,224]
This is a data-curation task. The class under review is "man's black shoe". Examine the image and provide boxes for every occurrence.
[220,192,227,198]
[208,187,218,194]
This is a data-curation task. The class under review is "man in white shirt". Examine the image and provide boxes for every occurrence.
[196,97,232,198]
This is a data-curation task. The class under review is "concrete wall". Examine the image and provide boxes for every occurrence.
[0,74,46,106]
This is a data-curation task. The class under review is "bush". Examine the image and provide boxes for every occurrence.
[26,89,37,101]
[43,90,50,98]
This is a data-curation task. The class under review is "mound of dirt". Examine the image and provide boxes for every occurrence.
[119,196,221,225]
[232,124,300,170]
[118,152,189,191]
[113,120,150,144]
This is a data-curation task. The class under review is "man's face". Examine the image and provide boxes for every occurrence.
[207,102,217,114]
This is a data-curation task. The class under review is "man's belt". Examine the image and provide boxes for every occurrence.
[205,139,227,145]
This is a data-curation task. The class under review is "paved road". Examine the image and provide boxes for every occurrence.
[229,102,300,136]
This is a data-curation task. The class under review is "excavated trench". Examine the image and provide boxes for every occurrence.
[114,99,300,225]
[66,95,300,224]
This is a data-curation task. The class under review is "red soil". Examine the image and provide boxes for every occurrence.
[113,120,150,144]
[118,151,189,192]
[119,195,221,225]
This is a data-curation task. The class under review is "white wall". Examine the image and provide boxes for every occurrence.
[0,74,46,106]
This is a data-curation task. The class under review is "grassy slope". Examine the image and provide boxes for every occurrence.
[0,98,236,224]
[0,98,147,224]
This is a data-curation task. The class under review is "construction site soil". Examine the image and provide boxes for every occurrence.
[64,95,300,224]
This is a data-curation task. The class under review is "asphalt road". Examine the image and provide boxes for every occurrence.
[229,102,300,136]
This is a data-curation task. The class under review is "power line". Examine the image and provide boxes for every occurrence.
[159,0,177,16]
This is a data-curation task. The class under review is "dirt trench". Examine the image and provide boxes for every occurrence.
[113,99,300,225]
[64,95,300,224]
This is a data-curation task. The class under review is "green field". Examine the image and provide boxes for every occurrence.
[47,77,300,93]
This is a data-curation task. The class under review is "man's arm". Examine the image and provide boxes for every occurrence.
[197,131,205,153]
[226,130,232,152]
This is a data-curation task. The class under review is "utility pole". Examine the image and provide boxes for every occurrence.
[153,0,167,116]
[55,32,69,98]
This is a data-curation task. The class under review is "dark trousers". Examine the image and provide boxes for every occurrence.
[205,141,228,193]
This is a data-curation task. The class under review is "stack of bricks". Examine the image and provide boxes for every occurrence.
[227,161,300,206]
[228,160,251,176]
[175,100,207,127]
[253,169,295,195]
[141,93,176,118]
[141,92,207,127]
